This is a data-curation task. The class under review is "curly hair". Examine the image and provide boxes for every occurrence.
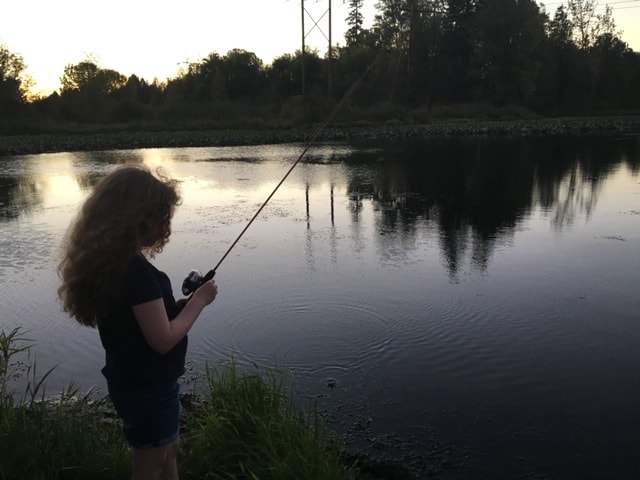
[58,165,182,327]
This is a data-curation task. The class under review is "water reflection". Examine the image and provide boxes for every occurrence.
[1,137,638,279]
[0,151,148,220]
[340,136,639,277]
[0,175,43,220]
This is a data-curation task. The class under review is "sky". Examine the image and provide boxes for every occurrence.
[1,0,638,97]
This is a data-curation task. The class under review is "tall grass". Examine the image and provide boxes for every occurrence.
[0,329,355,480]
[180,363,352,480]
[0,328,131,479]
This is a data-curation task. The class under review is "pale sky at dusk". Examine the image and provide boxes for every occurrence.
[1,0,638,97]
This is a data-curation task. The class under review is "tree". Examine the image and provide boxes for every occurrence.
[110,75,163,122]
[372,0,412,50]
[0,44,30,116]
[440,0,479,102]
[60,59,126,95]
[591,34,639,108]
[160,53,225,121]
[548,5,573,46]
[371,0,447,103]
[268,53,301,101]
[345,0,366,47]
[192,52,227,102]
[567,0,618,50]
[540,6,583,113]
[471,0,548,106]
[222,49,266,101]
[58,58,127,122]
[60,61,98,92]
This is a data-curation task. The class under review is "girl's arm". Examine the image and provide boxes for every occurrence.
[133,280,218,355]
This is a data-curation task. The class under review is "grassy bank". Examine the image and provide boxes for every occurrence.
[0,328,357,480]
[1,115,639,157]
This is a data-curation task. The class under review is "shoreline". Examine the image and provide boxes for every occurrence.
[2,116,640,157]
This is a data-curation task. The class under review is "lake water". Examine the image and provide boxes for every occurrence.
[1,136,639,478]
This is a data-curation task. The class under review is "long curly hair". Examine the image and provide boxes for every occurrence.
[58,165,182,327]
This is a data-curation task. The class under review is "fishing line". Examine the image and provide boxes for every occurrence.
[182,62,375,296]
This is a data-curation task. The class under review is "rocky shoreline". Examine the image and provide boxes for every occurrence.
[2,116,639,157]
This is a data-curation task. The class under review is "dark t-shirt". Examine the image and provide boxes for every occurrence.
[98,254,187,386]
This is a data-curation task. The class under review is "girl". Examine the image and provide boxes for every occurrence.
[58,165,218,480]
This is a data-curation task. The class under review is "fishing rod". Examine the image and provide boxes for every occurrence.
[181,62,375,296]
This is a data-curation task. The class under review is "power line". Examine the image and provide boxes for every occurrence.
[540,0,640,10]
[540,0,639,6]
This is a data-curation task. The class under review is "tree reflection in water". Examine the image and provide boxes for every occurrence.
[343,135,639,278]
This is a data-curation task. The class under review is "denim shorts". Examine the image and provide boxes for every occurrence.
[108,380,181,449]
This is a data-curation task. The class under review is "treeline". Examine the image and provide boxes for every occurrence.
[1,0,639,131]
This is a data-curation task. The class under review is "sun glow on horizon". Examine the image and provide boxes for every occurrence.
[3,0,374,97]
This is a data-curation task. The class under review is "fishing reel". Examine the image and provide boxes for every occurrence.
[181,269,216,296]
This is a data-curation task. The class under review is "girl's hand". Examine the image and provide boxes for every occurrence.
[193,280,218,306]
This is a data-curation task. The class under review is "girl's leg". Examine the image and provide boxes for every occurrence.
[131,436,180,480]
[159,436,180,480]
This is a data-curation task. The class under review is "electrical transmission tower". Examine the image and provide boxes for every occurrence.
[301,0,333,111]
